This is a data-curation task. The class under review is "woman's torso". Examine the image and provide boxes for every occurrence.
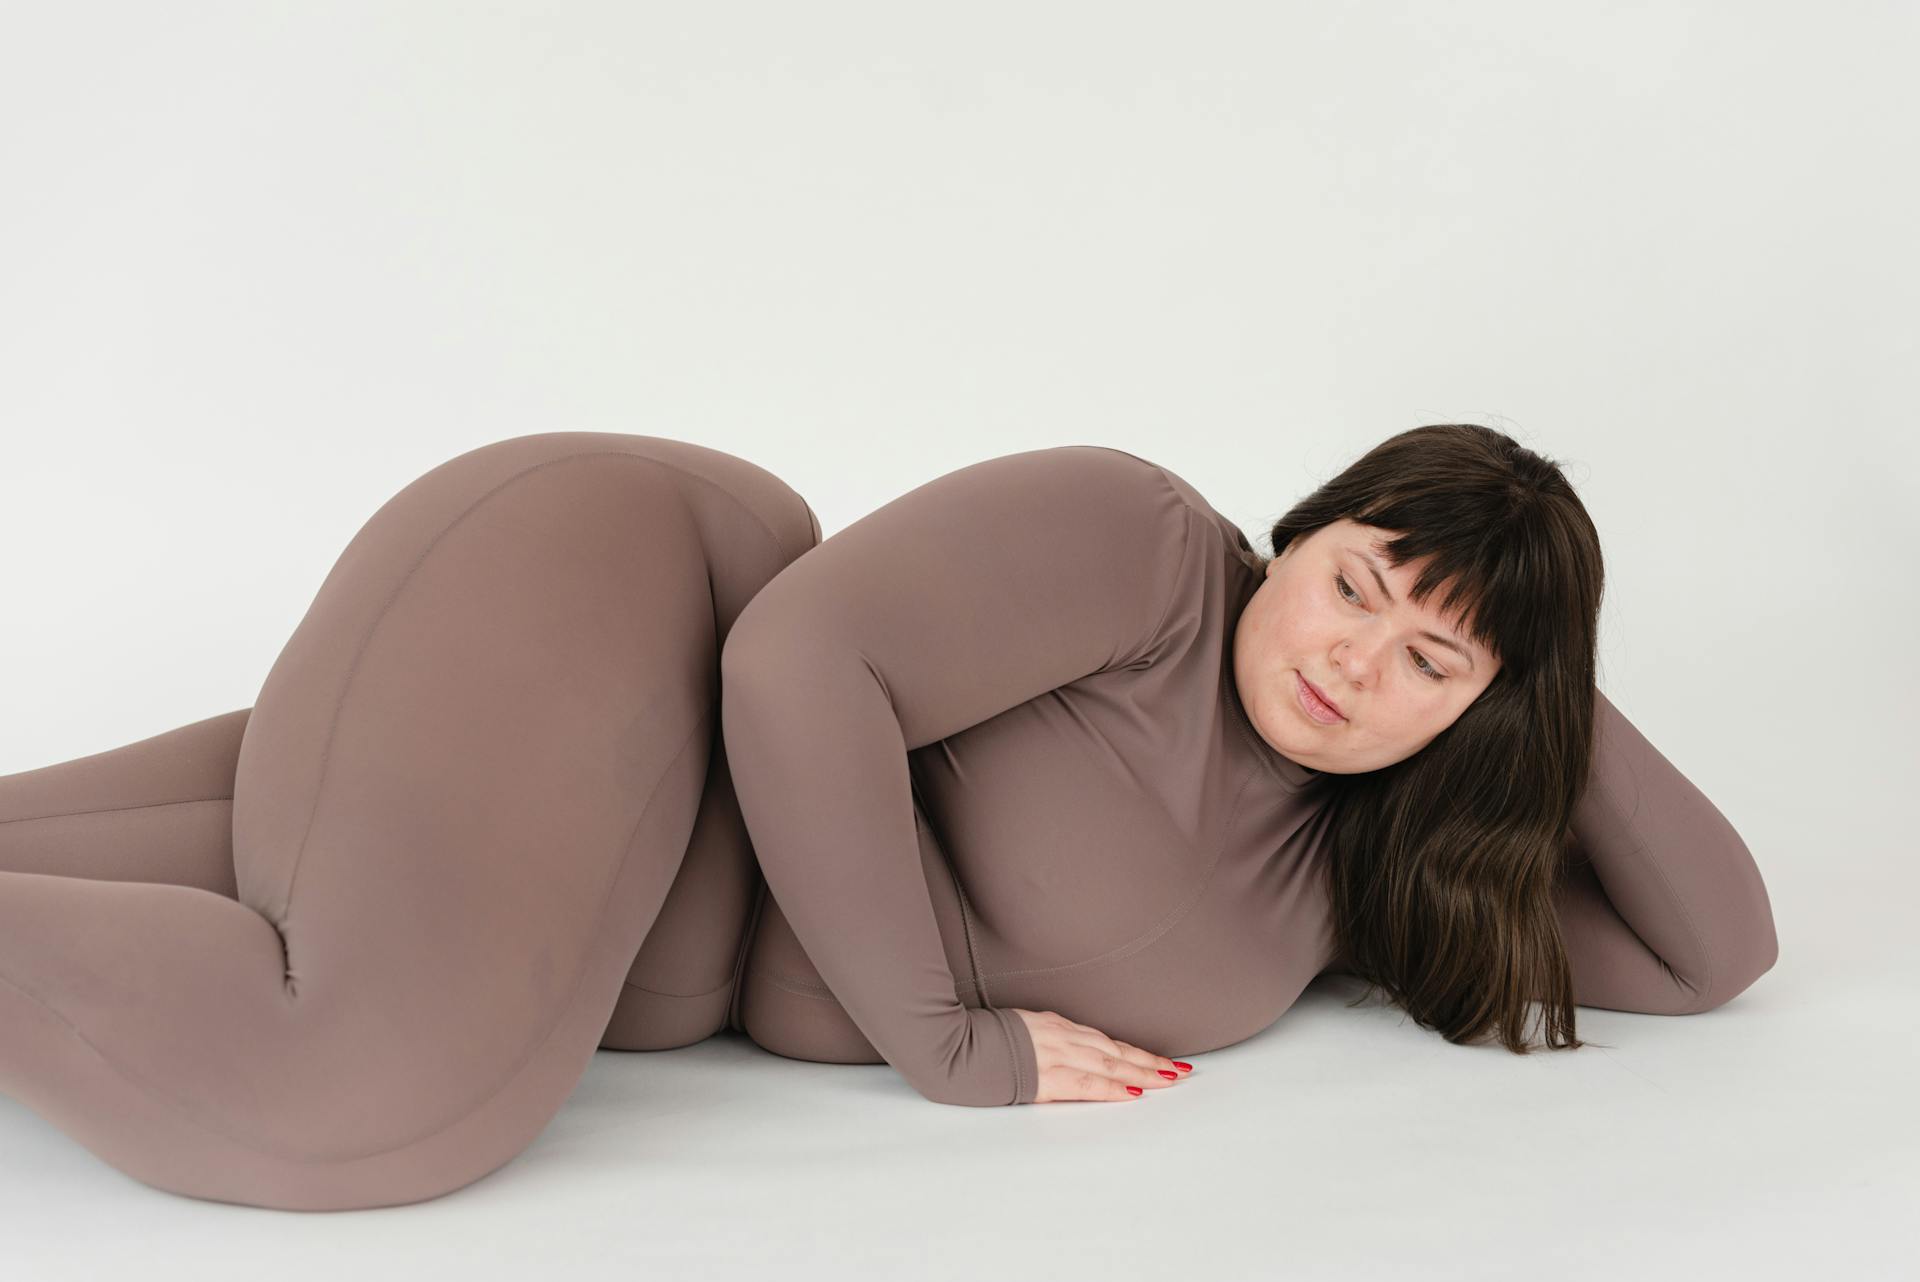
[730,462,1343,1063]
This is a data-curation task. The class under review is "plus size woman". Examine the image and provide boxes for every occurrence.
[0,424,1779,1210]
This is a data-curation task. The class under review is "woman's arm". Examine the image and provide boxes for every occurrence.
[1554,686,1780,1014]
[718,445,1198,1106]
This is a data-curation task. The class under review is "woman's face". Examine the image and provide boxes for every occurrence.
[1232,518,1502,775]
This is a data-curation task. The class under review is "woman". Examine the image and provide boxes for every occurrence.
[0,425,1779,1210]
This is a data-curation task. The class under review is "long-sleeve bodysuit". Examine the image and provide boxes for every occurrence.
[0,433,1782,1210]
[719,445,1781,1106]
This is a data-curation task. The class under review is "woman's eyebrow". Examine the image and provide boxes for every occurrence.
[1351,548,1476,671]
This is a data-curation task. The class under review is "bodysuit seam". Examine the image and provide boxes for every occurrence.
[991,1005,1025,1104]
[952,870,987,1006]
[916,794,989,1011]
[277,449,713,987]
[1074,447,1198,673]
[650,456,815,566]
[745,964,839,999]
[0,796,232,825]
[622,975,737,1001]
[725,880,770,1031]
[1592,753,1717,1010]
[1131,480,1196,671]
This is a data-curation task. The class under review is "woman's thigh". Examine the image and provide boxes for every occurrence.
[0,437,823,1063]
[0,432,786,1209]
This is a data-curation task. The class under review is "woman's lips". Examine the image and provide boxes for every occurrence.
[1296,672,1346,724]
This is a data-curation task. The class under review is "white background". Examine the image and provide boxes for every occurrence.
[1,3,1913,1278]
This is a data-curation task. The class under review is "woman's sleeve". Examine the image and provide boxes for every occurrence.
[1554,686,1780,1014]
[717,445,1195,1105]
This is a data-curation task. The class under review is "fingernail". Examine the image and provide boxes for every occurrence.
[1126,1086,1144,1096]
[1172,1061,1193,1072]
[1158,1070,1178,1079]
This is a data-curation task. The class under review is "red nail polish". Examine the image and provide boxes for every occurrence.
[1172,1061,1192,1071]
[1126,1086,1143,1096]
[1158,1070,1178,1079]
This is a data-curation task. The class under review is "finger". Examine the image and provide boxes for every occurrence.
[1061,1043,1181,1091]
[1060,1067,1144,1102]
[1034,1064,1129,1104]
[1111,1038,1190,1077]
[1063,1028,1185,1079]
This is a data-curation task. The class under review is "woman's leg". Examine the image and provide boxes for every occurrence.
[599,735,767,1050]
[0,704,766,1054]
[0,708,251,897]
[594,436,822,1052]
[0,432,787,1210]
[0,433,820,1062]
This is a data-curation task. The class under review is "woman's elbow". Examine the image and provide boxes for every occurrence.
[1684,928,1780,1014]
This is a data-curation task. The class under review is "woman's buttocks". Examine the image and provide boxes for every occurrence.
[584,432,821,1054]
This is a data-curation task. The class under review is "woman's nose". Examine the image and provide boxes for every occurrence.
[1333,640,1382,685]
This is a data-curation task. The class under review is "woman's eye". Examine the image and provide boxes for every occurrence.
[1336,573,1447,682]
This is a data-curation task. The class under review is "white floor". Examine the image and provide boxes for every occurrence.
[3,887,1906,1282]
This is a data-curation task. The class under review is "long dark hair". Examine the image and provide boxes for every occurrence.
[1236,424,1606,1053]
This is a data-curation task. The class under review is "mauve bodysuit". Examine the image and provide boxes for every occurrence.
[0,432,1784,1208]
[718,444,1780,1106]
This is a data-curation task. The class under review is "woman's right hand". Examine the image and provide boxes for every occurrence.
[1009,1008,1192,1102]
